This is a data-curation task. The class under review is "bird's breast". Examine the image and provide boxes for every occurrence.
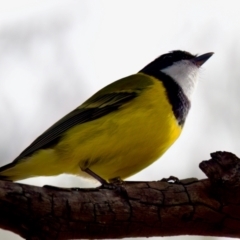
[63,78,182,180]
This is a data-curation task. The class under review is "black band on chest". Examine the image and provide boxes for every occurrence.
[139,70,190,126]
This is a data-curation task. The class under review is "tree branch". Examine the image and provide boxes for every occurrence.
[0,151,240,240]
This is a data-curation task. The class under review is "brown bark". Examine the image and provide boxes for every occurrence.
[0,151,240,240]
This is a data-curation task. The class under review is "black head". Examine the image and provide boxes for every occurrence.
[138,50,213,126]
[139,50,196,73]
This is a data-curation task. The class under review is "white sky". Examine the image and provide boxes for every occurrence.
[0,1,239,240]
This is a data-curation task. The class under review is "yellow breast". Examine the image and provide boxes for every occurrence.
[0,75,182,182]
[62,76,182,181]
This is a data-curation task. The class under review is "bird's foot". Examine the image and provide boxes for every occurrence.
[98,177,127,197]
[82,167,127,196]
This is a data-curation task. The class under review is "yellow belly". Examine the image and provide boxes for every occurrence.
[1,76,182,181]
[59,78,182,180]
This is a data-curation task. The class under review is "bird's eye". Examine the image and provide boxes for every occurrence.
[161,55,173,63]
[163,55,172,60]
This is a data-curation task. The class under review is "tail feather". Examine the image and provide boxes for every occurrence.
[0,149,68,181]
[0,162,19,181]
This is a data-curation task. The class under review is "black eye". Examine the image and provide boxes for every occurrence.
[160,54,174,67]
[162,54,172,60]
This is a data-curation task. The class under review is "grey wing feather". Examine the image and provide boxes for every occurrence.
[14,91,138,162]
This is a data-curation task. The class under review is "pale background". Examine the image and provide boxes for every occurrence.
[0,1,238,239]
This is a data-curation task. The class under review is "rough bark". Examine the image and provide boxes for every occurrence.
[0,151,240,240]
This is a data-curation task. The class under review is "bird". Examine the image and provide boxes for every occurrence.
[0,50,213,185]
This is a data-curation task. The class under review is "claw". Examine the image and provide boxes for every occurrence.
[98,181,128,197]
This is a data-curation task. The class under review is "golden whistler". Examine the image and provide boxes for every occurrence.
[0,51,213,184]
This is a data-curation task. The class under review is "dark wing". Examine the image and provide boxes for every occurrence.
[14,91,138,162]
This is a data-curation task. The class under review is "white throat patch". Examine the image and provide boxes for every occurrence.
[161,60,199,99]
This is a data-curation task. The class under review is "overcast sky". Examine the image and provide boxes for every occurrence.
[0,1,239,239]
